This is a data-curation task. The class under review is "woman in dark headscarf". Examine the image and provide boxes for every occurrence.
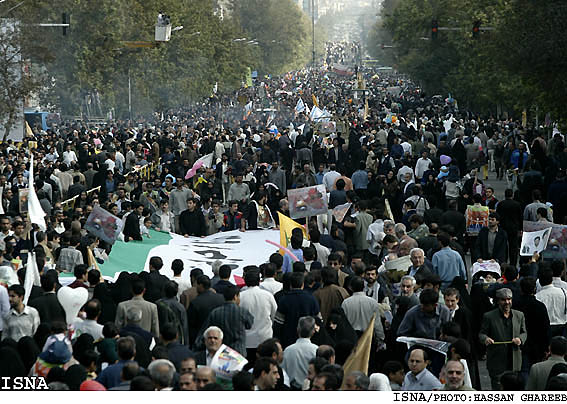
[111,271,133,304]
[93,280,117,325]
[448,276,472,310]
[64,364,88,391]
[325,308,357,348]
[72,334,95,365]
[17,336,41,374]
[0,347,27,387]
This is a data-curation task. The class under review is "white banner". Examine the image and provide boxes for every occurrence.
[144,229,280,282]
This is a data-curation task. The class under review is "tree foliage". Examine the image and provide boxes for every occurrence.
[375,0,567,120]
[228,0,313,75]
[7,0,257,117]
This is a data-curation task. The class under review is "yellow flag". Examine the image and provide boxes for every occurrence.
[312,94,319,108]
[278,212,307,255]
[87,247,99,270]
[341,313,376,387]
[522,109,527,128]
[25,121,33,137]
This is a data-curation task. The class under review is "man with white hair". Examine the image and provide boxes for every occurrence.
[195,326,225,366]
[399,275,420,306]
[148,359,176,391]
[407,248,433,281]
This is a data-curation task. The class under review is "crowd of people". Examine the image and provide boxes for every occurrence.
[1,41,567,392]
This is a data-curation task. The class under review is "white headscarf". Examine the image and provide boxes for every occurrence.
[369,373,392,391]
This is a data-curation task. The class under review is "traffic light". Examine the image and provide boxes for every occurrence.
[62,13,69,35]
[431,20,438,40]
[472,20,481,39]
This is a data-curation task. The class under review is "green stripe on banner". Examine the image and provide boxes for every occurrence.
[98,230,173,278]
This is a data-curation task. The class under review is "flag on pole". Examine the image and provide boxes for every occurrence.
[27,155,47,231]
[295,98,305,114]
[245,67,253,88]
[341,313,376,388]
[278,212,308,255]
[312,94,319,108]
[196,152,214,169]
[25,121,34,137]
[243,101,253,120]
[23,252,40,305]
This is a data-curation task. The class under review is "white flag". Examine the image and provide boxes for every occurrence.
[196,153,214,169]
[28,155,47,231]
[443,114,454,133]
[295,98,305,113]
[23,252,40,305]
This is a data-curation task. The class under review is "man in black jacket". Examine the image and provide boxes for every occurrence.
[496,189,523,266]
[440,199,466,241]
[29,272,66,327]
[187,275,224,349]
[139,256,168,303]
[179,198,206,237]
[473,212,508,264]
[515,276,551,378]
[123,202,143,241]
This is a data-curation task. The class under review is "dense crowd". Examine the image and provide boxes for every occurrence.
[1,42,567,391]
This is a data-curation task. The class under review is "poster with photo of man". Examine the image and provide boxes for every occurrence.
[520,227,552,256]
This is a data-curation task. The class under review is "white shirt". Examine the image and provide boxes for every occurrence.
[260,278,283,295]
[323,170,341,192]
[239,286,277,348]
[104,159,116,173]
[63,150,78,166]
[0,285,10,331]
[312,242,330,267]
[401,141,412,155]
[536,284,567,326]
[173,276,192,299]
[414,157,432,179]
[72,318,104,340]
[536,277,567,292]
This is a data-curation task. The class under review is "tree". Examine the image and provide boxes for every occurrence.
[229,0,314,75]
[0,20,50,141]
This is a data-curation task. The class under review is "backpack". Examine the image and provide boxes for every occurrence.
[156,299,184,344]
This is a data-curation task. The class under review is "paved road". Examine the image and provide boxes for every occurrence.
[466,169,506,390]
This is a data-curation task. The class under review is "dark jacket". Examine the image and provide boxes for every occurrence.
[123,212,142,241]
[479,308,527,376]
[29,292,67,326]
[273,289,320,348]
[515,294,551,365]
[440,210,466,240]
[179,208,206,237]
[166,342,193,372]
[473,227,508,263]
[139,270,169,303]
[329,190,347,209]
[496,199,522,233]
[187,290,224,348]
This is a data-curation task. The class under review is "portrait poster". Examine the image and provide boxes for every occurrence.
[287,184,328,219]
[18,188,29,213]
[332,202,352,223]
[465,205,489,235]
[84,206,124,245]
[520,227,552,256]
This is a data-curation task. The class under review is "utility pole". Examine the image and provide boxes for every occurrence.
[128,69,132,121]
[312,0,315,68]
